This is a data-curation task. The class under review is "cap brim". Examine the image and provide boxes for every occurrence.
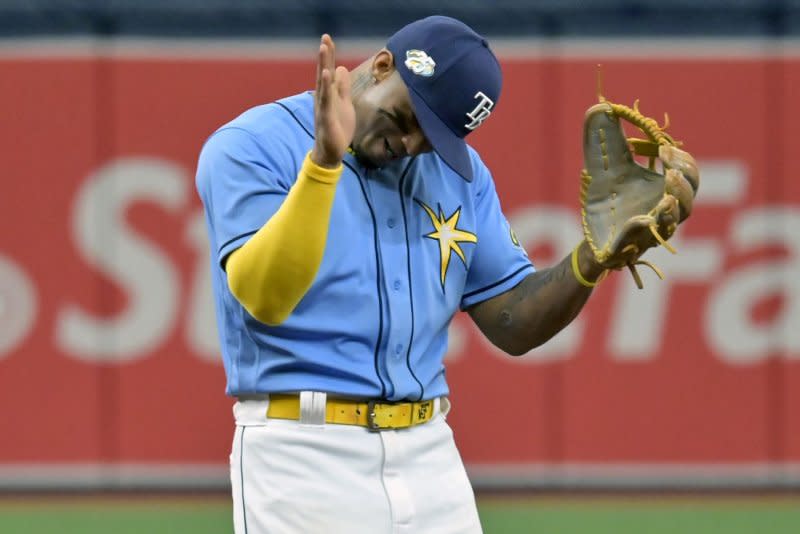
[406,85,473,182]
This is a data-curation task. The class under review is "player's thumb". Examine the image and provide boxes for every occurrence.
[335,66,352,101]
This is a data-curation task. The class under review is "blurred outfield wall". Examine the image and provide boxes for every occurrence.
[1,37,798,491]
[1,2,799,491]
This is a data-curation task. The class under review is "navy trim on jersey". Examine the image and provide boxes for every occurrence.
[398,160,425,401]
[201,92,534,400]
[462,264,532,302]
[271,97,394,397]
[345,160,387,398]
[219,230,258,255]
[274,101,314,140]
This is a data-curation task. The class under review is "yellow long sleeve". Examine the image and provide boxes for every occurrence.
[226,152,342,325]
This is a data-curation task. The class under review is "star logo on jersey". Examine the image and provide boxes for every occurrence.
[417,201,478,289]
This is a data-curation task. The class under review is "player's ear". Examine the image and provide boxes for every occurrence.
[371,49,395,83]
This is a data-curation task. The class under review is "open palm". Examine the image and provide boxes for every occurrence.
[311,34,356,168]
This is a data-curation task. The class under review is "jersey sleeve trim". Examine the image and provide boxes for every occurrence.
[460,263,534,310]
[219,230,258,267]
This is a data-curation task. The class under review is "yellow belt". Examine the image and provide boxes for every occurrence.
[266,394,436,431]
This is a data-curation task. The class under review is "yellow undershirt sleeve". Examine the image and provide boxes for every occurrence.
[226,152,342,326]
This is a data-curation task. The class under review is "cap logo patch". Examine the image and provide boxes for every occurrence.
[464,91,494,131]
[404,50,436,77]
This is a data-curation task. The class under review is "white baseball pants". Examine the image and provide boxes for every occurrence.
[230,395,483,534]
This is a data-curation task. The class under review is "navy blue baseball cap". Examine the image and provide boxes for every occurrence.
[387,16,502,182]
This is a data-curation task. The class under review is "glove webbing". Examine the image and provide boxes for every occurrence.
[580,99,680,288]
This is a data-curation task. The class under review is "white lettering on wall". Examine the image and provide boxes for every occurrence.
[608,237,723,360]
[0,255,37,359]
[608,158,744,361]
[56,158,187,362]
[444,315,467,362]
[707,209,800,364]
[0,156,791,367]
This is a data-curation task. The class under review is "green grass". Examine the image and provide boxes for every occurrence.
[478,498,800,534]
[0,501,232,534]
[0,495,798,533]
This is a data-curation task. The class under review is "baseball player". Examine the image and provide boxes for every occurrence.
[195,15,697,534]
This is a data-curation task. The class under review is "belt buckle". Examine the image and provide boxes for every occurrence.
[366,400,384,432]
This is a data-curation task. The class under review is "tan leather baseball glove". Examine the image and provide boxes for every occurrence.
[580,95,700,288]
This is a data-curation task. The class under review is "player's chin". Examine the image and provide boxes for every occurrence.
[355,143,388,169]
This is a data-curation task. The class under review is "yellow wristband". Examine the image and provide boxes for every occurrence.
[571,245,600,288]
[303,152,343,184]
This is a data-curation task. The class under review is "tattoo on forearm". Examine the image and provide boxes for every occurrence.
[520,257,570,300]
[549,259,570,284]
[475,251,595,354]
[496,255,588,336]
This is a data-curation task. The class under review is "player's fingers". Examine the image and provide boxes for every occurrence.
[315,40,326,103]
[318,36,341,116]
[325,34,336,71]
[335,65,352,101]
[318,34,336,87]
[317,67,332,113]
[665,168,695,222]
[317,35,336,90]
[659,145,699,194]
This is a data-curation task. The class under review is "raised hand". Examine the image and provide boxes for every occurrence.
[310,34,355,169]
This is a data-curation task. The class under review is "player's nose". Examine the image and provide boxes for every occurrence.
[402,130,432,157]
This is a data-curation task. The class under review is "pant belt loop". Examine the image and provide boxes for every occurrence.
[299,391,327,425]
[438,397,450,417]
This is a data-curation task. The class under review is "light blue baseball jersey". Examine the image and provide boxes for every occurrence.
[196,92,534,401]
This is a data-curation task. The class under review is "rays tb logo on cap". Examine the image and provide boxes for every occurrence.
[387,16,502,182]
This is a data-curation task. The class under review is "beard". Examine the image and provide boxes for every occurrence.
[349,141,380,169]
